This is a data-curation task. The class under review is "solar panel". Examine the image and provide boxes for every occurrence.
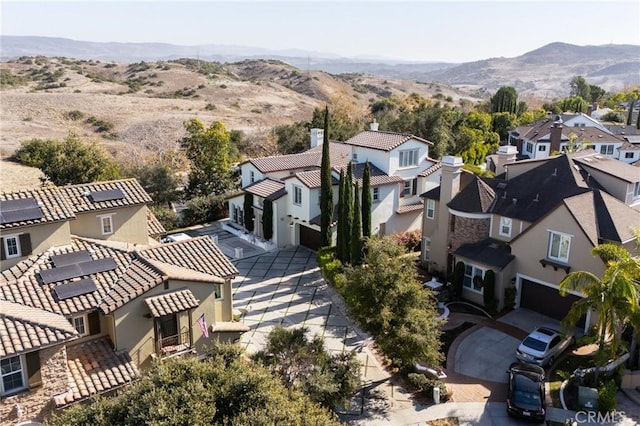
[89,189,125,203]
[50,250,92,267]
[0,208,44,225]
[54,278,98,300]
[78,258,117,275]
[0,197,39,212]
[38,258,117,284]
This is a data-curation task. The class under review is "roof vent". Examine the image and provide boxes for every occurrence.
[502,191,507,199]
[512,198,517,205]
[552,168,557,176]
[534,193,539,202]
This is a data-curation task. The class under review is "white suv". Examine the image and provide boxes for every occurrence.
[516,326,574,367]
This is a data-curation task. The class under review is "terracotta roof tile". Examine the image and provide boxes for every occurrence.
[344,130,432,152]
[144,288,200,317]
[244,178,285,198]
[139,236,238,280]
[98,257,164,314]
[418,161,442,177]
[351,162,404,187]
[0,300,78,357]
[146,207,166,237]
[247,142,351,173]
[286,170,339,189]
[57,179,152,214]
[0,187,75,230]
[396,202,424,214]
[54,337,138,407]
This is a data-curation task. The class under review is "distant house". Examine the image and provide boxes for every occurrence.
[422,150,640,330]
[227,125,442,250]
[0,179,245,423]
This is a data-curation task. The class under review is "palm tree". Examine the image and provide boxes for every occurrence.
[559,243,640,384]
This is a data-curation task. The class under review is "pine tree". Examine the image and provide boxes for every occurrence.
[336,169,345,262]
[351,182,362,264]
[319,107,333,247]
[361,161,372,238]
[343,162,354,264]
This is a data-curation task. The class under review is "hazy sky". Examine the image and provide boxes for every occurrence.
[2,1,639,62]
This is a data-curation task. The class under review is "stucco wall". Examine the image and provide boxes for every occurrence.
[1,221,71,271]
[0,345,68,424]
[69,206,149,244]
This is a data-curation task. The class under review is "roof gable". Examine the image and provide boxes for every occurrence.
[344,130,432,152]
[57,179,153,214]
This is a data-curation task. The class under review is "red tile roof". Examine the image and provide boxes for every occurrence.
[0,300,78,357]
[344,130,432,152]
[396,203,424,214]
[146,207,166,237]
[57,179,153,214]
[246,142,351,172]
[244,177,286,198]
[144,288,200,317]
[0,187,75,231]
[54,337,138,407]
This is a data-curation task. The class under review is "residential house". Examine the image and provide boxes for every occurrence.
[421,151,640,332]
[227,125,441,250]
[0,179,245,424]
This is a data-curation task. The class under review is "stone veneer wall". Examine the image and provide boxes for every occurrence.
[0,345,68,424]
[449,216,490,253]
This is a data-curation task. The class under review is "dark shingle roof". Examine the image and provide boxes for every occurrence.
[572,152,640,183]
[344,130,432,151]
[454,238,515,269]
[448,177,497,213]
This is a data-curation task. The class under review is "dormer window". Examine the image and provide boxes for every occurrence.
[98,214,115,235]
[250,171,255,183]
[399,149,419,168]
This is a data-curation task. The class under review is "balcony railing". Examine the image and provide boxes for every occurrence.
[156,331,191,357]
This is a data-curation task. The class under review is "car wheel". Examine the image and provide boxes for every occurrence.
[548,356,555,367]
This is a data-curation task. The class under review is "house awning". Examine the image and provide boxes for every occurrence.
[144,288,200,318]
[396,202,423,214]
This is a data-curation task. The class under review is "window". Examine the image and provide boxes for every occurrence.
[634,182,640,199]
[538,145,546,152]
[293,185,302,206]
[1,355,25,395]
[250,171,255,183]
[99,214,114,235]
[399,149,419,167]
[353,153,358,161]
[548,231,571,263]
[426,199,435,219]
[463,265,485,293]
[422,237,431,260]
[625,152,634,159]
[372,187,379,202]
[526,142,534,153]
[600,145,614,155]
[3,236,20,259]
[403,180,412,196]
[499,217,512,237]
[232,205,239,223]
[214,284,223,299]
[71,315,87,336]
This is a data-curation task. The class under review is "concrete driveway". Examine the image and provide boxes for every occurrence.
[455,327,520,383]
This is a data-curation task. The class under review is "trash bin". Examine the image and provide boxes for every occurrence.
[433,385,440,404]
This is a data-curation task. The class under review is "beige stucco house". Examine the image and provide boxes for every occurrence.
[1,179,246,424]
[421,151,640,331]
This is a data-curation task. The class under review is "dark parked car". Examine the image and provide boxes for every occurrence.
[506,362,546,423]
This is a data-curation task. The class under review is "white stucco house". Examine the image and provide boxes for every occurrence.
[227,124,442,250]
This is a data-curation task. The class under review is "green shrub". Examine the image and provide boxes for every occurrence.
[180,195,227,227]
[598,379,617,413]
[205,103,216,110]
[504,286,517,310]
[64,110,85,121]
[407,374,450,402]
[150,206,178,231]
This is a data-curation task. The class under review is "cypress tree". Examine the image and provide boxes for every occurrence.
[351,182,362,264]
[361,161,372,238]
[636,107,640,130]
[244,193,254,232]
[336,169,345,262]
[343,162,354,264]
[263,199,273,240]
[319,106,333,247]
[627,101,634,126]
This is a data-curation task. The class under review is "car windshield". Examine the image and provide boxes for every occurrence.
[512,375,542,407]
[522,336,547,352]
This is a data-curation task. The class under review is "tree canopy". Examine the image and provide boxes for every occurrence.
[13,134,120,185]
[180,118,234,197]
[47,346,340,426]
[490,86,518,114]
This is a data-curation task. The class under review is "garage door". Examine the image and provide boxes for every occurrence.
[520,279,585,326]
[299,225,322,251]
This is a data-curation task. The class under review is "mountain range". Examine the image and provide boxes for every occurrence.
[3,36,639,97]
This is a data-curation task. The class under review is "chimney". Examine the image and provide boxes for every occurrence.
[550,122,563,153]
[439,156,464,205]
[587,105,594,117]
[310,128,324,148]
[369,120,379,131]
[495,145,518,174]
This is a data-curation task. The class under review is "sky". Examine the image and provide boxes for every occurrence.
[2,1,639,63]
